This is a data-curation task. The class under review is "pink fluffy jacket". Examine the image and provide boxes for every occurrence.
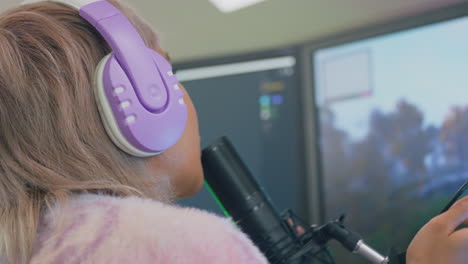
[29,194,269,264]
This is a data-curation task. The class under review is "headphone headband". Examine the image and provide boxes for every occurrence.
[80,1,169,113]
[22,0,169,113]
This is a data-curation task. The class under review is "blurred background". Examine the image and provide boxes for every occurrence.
[3,0,468,263]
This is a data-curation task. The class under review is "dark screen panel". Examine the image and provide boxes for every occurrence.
[177,55,305,218]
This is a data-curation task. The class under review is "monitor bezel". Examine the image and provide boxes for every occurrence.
[301,2,468,224]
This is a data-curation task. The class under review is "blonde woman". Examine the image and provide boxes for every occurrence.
[0,0,466,263]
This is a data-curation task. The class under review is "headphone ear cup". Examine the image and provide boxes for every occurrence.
[94,54,150,156]
[94,50,187,157]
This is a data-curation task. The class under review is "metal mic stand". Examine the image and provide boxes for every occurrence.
[281,211,390,264]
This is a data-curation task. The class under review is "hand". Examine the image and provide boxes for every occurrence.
[407,196,468,264]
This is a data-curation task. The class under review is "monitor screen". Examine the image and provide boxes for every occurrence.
[177,54,305,217]
[313,15,468,262]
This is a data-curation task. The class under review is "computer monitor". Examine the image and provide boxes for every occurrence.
[310,4,468,263]
[175,50,306,218]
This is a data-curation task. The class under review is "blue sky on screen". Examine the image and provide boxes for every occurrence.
[314,16,468,141]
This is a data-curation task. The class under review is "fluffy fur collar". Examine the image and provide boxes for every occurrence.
[30,194,268,264]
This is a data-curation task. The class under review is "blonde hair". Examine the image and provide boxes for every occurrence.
[0,1,172,262]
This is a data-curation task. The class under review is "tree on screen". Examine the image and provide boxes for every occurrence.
[320,109,348,179]
[440,106,468,169]
[319,108,353,215]
[320,100,434,233]
[368,100,432,183]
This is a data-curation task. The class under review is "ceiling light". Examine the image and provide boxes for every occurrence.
[209,0,267,13]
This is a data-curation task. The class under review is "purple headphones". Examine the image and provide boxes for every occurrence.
[23,0,188,157]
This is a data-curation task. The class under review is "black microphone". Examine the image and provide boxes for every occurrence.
[202,137,393,264]
[202,137,297,264]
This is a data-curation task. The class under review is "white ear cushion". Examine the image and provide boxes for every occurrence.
[94,54,160,157]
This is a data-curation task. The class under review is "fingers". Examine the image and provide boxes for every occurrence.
[450,228,468,244]
[431,196,468,235]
